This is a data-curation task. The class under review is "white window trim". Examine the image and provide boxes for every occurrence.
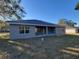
[19,25,29,33]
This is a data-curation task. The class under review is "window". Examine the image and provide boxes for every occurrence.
[19,25,24,33]
[25,26,29,33]
[48,27,55,34]
[19,25,29,34]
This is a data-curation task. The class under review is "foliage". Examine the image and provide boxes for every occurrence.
[0,20,9,31]
[0,0,26,20]
[58,19,66,25]
[58,19,77,28]
[75,2,79,10]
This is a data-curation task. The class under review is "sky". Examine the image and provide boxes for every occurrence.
[21,0,79,25]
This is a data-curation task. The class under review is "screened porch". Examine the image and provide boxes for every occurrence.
[35,26,56,35]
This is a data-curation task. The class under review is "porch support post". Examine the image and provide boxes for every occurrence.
[46,26,48,35]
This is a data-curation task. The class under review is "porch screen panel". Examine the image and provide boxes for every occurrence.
[48,27,55,34]
[35,26,46,35]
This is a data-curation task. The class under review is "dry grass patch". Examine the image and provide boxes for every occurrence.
[0,35,79,59]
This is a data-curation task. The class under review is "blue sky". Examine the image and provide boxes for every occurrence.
[21,0,79,25]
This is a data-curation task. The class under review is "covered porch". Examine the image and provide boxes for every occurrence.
[35,26,56,35]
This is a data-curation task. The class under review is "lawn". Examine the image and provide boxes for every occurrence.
[0,35,79,59]
[0,33,9,39]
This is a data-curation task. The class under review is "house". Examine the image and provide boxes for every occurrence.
[7,20,65,39]
[58,19,79,35]
[65,27,79,35]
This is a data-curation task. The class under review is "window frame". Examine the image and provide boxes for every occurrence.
[19,25,30,34]
[24,26,29,33]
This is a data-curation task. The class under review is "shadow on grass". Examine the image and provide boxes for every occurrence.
[58,35,79,59]
[0,34,79,59]
[7,35,79,59]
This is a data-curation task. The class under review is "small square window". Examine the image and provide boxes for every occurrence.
[20,30,24,33]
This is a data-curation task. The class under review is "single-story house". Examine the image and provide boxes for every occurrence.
[65,27,79,35]
[7,20,65,39]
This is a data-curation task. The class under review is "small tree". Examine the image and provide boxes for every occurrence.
[66,20,77,28]
[58,19,66,25]
[0,20,9,31]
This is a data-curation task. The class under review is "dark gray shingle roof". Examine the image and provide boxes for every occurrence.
[7,20,64,27]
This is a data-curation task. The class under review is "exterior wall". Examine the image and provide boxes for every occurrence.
[76,28,79,33]
[56,27,65,36]
[9,25,35,39]
[65,28,76,34]
[9,25,65,39]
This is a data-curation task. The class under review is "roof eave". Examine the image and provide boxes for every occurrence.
[8,23,59,27]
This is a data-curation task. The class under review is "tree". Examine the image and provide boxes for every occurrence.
[58,19,66,25]
[75,2,79,10]
[0,20,9,32]
[66,20,77,27]
[58,19,77,28]
[0,0,26,20]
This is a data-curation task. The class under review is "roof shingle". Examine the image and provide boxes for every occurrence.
[7,20,64,27]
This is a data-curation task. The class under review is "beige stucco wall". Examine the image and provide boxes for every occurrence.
[65,28,76,34]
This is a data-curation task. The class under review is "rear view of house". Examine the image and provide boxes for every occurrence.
[7,20,65,39]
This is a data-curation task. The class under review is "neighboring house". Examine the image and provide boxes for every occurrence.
[7,20,65,39]
[65,27,79,35]
[58,19,79,35]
